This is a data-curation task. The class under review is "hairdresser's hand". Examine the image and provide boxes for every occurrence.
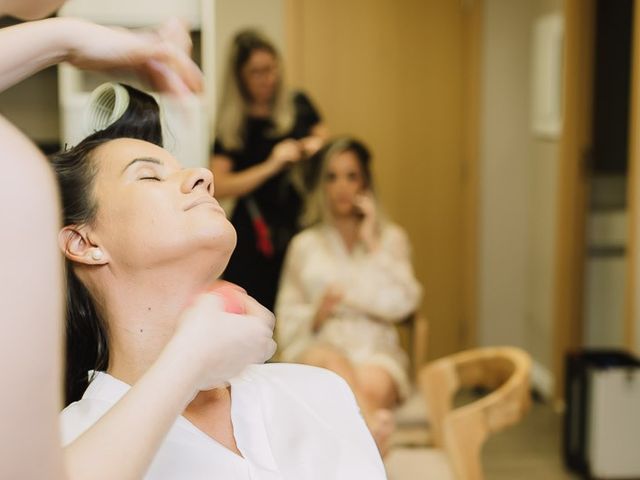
[171,291,276,391]
[300,135,324,157]
[268,139,303,171]
[355,193,379,252]
[312,286,343,333]
[62,18,203,95]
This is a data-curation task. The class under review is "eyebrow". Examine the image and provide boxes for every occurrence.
[121,157,164,174]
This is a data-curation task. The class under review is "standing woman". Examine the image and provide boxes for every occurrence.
[211,29,327,311]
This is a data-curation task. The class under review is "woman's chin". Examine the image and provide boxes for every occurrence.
[203,229,237,264]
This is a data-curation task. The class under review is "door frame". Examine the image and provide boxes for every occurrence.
[625,0,640,355]
[552,0,596,405]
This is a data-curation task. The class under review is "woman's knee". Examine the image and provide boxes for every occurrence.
[356,366,398,407]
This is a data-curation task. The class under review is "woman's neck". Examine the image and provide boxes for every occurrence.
[97,264,213,386]
[247,100,271,118]
[96,262,237,446]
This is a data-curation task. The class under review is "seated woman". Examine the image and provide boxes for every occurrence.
[55,85,385,479]
[275,137,423,452]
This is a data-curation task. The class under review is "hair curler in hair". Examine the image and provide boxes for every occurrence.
[84,82,131,133]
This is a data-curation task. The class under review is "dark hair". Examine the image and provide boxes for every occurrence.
[232,29,278,99]
[49,84,162,405]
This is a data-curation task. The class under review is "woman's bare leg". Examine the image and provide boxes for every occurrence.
[355,365,399,456]
[355,364,398,409]
[298,346,397,454]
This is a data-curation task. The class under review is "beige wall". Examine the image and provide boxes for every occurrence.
[526,0,562,379]
[479,0,562,391]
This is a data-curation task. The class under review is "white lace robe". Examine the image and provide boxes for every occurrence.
[275,223,422,399]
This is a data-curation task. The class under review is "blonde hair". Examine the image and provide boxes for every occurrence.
[216,29,294,150]
[301,137,380,228]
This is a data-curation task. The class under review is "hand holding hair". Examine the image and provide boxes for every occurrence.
[0,17,203,95]
[65,18,203,96]
[268,138,303,170]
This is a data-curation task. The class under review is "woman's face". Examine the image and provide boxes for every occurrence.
[87,138,236,275]
[1,0,66,19]
[324,150,367,218]
[241,48,279,105]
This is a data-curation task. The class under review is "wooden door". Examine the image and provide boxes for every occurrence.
[626,0,640,355]
[552,0,595,403]
[284,0,480,359]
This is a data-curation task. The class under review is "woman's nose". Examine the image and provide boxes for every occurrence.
[182,168,214,195]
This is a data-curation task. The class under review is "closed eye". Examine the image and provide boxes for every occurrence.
[139,176,161,181]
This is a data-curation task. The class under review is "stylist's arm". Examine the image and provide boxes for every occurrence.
[0,16,203,94]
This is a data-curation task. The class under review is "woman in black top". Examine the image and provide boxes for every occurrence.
[211,29,327,310]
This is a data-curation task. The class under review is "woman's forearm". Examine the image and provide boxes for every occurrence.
[0,18,75,92]
[212,155,281,199]
[64,340,200,480]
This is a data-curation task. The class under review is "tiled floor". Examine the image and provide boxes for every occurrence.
[482,401,578,479]
[386,392,579,479]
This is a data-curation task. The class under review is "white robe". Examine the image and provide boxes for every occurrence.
[275,223,422,400]
[60,364,386,480]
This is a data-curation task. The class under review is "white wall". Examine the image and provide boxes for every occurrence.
[479,0,535,350]
[214,0,284,105]
[479,0,562,394]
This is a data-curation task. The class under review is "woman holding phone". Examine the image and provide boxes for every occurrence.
[275,137,422,454]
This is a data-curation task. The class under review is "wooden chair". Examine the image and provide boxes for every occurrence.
[385,347,532,480]
[395,313,429,378]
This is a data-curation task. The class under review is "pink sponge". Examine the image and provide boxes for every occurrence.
[207,281,246,314]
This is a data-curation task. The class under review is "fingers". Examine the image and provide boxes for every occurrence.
[148,40,203,94]
[185,290,225,314]
[156,18,193,54]
[144,59,191,96]
[264,339,278,362]
[354,193,376,216]
[243,295,276,331]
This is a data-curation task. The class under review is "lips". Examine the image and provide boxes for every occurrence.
[184,196,225,215]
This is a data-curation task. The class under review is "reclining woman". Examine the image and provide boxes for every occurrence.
[55,84,385,479]
[275,138,423,454]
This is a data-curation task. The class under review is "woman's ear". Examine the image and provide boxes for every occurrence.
[58,226,109,266]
